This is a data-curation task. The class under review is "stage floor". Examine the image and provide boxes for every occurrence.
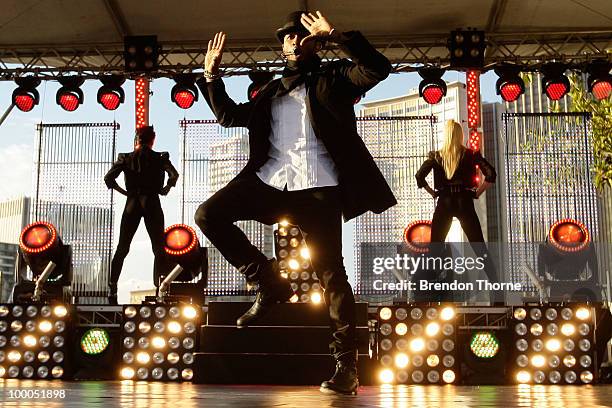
[0,381,610,407]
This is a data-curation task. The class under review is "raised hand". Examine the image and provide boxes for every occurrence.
[205,32,226,75]
[299,11,334,47]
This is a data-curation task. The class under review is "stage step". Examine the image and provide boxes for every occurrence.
[206,301,369,326]
[200,325,369,354]
[193,352,379,385]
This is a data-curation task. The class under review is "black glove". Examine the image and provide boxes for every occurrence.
[160,185,171,196]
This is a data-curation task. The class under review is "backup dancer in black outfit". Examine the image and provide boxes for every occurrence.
[104,126,179,304]
[416,120,500,301]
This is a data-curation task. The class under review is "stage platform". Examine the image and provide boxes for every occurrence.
[0,381,610,407]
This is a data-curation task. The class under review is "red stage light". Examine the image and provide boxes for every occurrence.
[466,70,480,129]
[164,224,199,256]
[592,80,612,100]
[135,77,149,129]
[545,82,569,101]
[14,94,36,112]
[468,130,481,151]
[19,221,58,254]
[548,219,590,253]
[495,65,525,102]
[12,77,41,112]
[173,90,196,109]
[403,220,432,254]
[99,92,121,110]
[422,85,445,104]
[59,93,80,111]
[499,83,523,102]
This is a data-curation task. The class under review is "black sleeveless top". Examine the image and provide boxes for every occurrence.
[415,148,496,190]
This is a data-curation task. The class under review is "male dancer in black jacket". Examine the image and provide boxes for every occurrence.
[105,126,179,304]
[195,11,396,394]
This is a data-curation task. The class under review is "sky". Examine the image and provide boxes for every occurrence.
[0,66,502,302]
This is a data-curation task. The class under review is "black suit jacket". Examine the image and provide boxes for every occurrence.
[197,31,397,221]
[104,147,179,195]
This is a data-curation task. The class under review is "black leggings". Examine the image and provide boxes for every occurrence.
[430,191,498,284]
[110,194,165,287]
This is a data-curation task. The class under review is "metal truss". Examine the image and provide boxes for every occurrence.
[456,307,510,330]
[0,31,610,80]
[75,305,123,327]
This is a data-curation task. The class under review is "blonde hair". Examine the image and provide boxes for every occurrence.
[439,120,465,179]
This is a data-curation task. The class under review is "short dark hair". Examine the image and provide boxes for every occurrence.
[135,126,155,145]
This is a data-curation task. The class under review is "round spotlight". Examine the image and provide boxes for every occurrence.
[121,367,135,379]
[124,306,137,318]
[494,65,525,103]
[81,328,110,355]
[171,80,198,109]
[546,339,561,352]
[164,224,199,256]
[516,370,531,383]
[549,219,590,253]
[152,336,166,349]
[54,305,68,318]
[542,75,570,101]
[421,82,446,104]
[425,322,440,337]
[591,79,612,100]
[379,369,394,384]
[440,307,455,321]
[410,338,425,352]
[8,351,21,363]
[39,320,54,333]
[19,221,58,254]
[310,292,322,304]
[561,323,575,336]
[97,76,125,110]
[580,371,593,383]
[23,335,37,348]
[12,77,41,112]
[513,308,526,320]
[531,354,546,368]
[395,323,408,336]
[395,353,409,369]
[470,331,500,358]
[403,220,432,253]
[136,352,150,364]
[442,369,455,383]
[378,307,393,320]
[168,321,181,334]
[576,307,590,320]
[183,305,197,320]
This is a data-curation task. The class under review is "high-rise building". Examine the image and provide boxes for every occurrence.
[0,243,19,302]
[0,197,31,302]
[0,196,30,244]
[482,102,507,244]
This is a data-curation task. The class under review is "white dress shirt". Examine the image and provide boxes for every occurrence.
[256,84,339,191]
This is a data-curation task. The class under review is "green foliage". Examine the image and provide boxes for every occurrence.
[567,73,612,190]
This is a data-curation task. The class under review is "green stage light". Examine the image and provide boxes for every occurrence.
[81,328,110,355]
[470,331,500,358]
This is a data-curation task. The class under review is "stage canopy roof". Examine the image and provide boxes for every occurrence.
[1,0,611,77]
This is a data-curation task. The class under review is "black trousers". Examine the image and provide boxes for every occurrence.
[194,173,357,358]
[110,194,166,287]
[430,191,499,284]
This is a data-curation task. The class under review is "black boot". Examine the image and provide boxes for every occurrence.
[236,259,293,327]
[108,283,118,305]
[320,356,359,395]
